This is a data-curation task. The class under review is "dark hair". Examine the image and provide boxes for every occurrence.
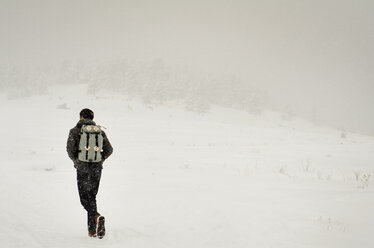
[80,108,94,120]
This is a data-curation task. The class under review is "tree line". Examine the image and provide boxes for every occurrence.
[0,59,266,115]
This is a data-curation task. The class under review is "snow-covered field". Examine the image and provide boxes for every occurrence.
[1,84,373,248]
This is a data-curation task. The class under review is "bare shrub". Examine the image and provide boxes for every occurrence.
[57,103,69,110]
[353,171,360,181]
[301,159,311,172]
[358,174,371,189]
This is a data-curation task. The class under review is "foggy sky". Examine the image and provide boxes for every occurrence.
[1,0,374,134]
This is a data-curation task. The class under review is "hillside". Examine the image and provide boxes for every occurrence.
[0,84,373,248]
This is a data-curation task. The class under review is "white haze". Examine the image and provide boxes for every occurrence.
[1,0,374,134]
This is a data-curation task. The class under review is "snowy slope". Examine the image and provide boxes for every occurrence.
[0,84,373,248]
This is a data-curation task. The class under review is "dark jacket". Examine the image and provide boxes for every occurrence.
[67,119,113,170]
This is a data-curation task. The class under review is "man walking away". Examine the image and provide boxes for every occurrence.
[66,108,113,238]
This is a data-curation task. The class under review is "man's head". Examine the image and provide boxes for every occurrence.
[80,108,94,120]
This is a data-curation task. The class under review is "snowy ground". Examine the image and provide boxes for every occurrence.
[0,84,373,248]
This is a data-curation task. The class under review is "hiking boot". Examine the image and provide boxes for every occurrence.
[87,212,100,237]
[88,230,97,237]
[96,215,106,239]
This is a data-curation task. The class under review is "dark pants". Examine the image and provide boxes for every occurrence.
[77,166,102,232]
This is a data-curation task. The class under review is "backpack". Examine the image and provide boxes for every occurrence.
[78,125,104,162]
